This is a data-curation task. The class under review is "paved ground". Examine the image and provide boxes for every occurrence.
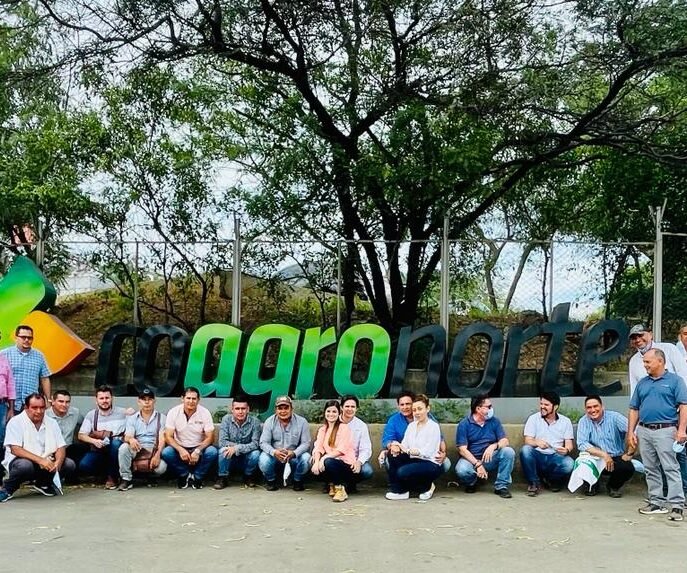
[1,480,683,573]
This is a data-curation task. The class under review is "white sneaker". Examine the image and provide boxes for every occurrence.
[385,491,410,500]
[419,483,436,501]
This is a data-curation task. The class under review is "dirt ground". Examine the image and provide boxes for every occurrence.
[1,480,683,573]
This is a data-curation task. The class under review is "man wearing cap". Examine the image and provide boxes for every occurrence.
[628,324,687,396]
[161,386,217,489]
[117,388,167,491]
[213,394,262,489]
[258,396,311,491]
[77,385,130,489]
[520,391,575,496]
[628,348,687,521]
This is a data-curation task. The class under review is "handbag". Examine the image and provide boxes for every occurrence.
[132,413,161,473]
[89,410,113,450]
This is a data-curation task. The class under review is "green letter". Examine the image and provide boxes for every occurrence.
[293,327,337,399]
[333,324,390,397]
[184,324,243,397]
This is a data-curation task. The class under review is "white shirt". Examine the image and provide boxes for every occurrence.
[344,416,372,464]
[401,418,441,465]
[675,341,687,360]
[523,412,574,455]
[628,341,687,396]
[4,414,66,467]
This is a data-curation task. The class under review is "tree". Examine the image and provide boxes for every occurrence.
[37,0,687,331]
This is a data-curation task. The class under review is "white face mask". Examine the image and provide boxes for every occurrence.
[485,407,494,420]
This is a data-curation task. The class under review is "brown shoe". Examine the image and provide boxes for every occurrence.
[105,478,118,490]
[213,477,228,490]
[332,485,348,502]
[328,483,336,497]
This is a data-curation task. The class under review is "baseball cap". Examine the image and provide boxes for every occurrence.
[628,324,648,338]
[138,388,155,399]
[275,395,292,407]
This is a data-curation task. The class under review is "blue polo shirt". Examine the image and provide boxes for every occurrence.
[456,415,507,458]
[629,371,687,424]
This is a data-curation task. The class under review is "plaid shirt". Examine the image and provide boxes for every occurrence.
[1,346,50,411]
[218,414,261,455]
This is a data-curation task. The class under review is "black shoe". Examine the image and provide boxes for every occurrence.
[494,488,512,499]
[177,475,191,489]
[117,480,133,491]
[213,477,228,490]
[465,483,477,494]
[30,484,56,497]
[585,483,599,497]
[321,482,330,494]
[549,482,562,493]
[265,480,278,491]
[243,474,256,488]
[293,480,304,492]
[347,482,358,494]
[669,508,684,521]
[191,479,203,490]
[606,486,622,498]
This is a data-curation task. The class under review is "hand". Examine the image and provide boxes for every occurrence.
[628,433,638,449]
[476,464,488,480]
[92,439,105,449]
[377,451,387,466]
[482,444,498,463]
[555,447,568,455]
[621,453,633,462]
[151,455,161,469]
[273,449,287,463]
[351,461,362,474]
[435,450,447,464]
[604,454,615,472]
[39,457,57,472]
[389,443,401,457]
[189,450,200,466]
[129,438,142,454]
[311,463,320,476]
[408,448,420,457]
[285,450,295,462]
[222,446,236,459]
[179,449,192,463]
[318,460,325,473]
[536,439,550,450]
[676,429,687,444]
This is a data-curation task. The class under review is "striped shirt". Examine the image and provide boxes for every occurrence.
[218,414,261,455]
[576,410,628,457]
[1,346,50,411]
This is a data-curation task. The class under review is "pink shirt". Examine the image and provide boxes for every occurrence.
[0,354,16,401]
[165,404,214,448]
[313,422,356,465]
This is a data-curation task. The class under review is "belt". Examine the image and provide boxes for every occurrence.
[639,422,677,430]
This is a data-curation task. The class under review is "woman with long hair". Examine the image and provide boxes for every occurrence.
[311,400,356,502]
[385,394,443,501]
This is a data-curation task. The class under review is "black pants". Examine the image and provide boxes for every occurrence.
[3,458,76,494]
[321,458,356,485]
[603,456,635,490]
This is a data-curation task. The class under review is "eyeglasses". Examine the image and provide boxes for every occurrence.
[17,335,33,340]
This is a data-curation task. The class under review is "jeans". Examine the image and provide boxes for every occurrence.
[455,446,516,490]
[676,449,687,495]
[3,457,76,494]
[258,451,311,483]
[519,445,574,485]
[637,425,684,508]
[118,443,168,481]
[217,449,260,478]
[387,453,443,494]
[317,458,356,485]
[0,402,7,464]
[161,445,218,480]
[78,438,124,481]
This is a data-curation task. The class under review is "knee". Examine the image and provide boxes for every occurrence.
[500,446,515,460]
[203,446,218,460]
[258,452,272,470]
[520,445,534,459]
[298,453,311,468]
[455,459,474,479]
[360,462,374,480]
[160,446,175,461]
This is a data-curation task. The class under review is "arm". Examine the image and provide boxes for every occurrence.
[217,416,230,449]
[235,418,261,455]
[10,445,57,472]
[164,428,191,462]
[77,414,105,449]
[357,424,372,465]
[627,408,639,449]
[677,403,687,443]
[259,420,276,456]
[483,423,509,462]
[292,417,312,457]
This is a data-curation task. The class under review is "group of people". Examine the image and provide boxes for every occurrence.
[1,322,686,522]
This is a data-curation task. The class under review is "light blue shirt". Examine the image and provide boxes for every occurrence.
[577,410,627,457]
[1,346,50,411]
[125,410,166,449]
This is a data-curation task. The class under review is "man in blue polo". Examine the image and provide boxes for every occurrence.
[455,394,515,498]
[1,325,51,414]
[379,391,449,471]
[628,348,687,521]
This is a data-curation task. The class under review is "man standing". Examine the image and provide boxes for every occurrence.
[628,348,687,521]
[46,389,87,466]
[520,391,574,496]
[628,324,687,396]
[161,386,217,489]
[0,393,74,502]
[675,324,687,362]
[575,395,635,497]
[340,395,373,492]
[0,331,16,472]
[213,394,261,490]
[117,388,166,491]
[1,325,50,413]
[77,385,129,489]
[379,391,449,471]
[258,396,311,491]
[455,394,515,498]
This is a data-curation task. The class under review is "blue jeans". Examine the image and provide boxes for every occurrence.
[78,438,124,480]
[161,445,218,480]
[217,449,260,478]
[676,449,687,495]
[357,461,374,482]
[258,451,311,483]
[387,453,443,494]
[455,446,516,490]
[519,445,574,485]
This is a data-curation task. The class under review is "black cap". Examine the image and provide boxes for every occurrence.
[138,388,155,399]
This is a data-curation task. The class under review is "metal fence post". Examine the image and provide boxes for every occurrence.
[133,240,140,326]
[231,213,242,327]
[548,239,554,317]
[336,240,342,334]
[652,204,665,341]
[440,213,450,345]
